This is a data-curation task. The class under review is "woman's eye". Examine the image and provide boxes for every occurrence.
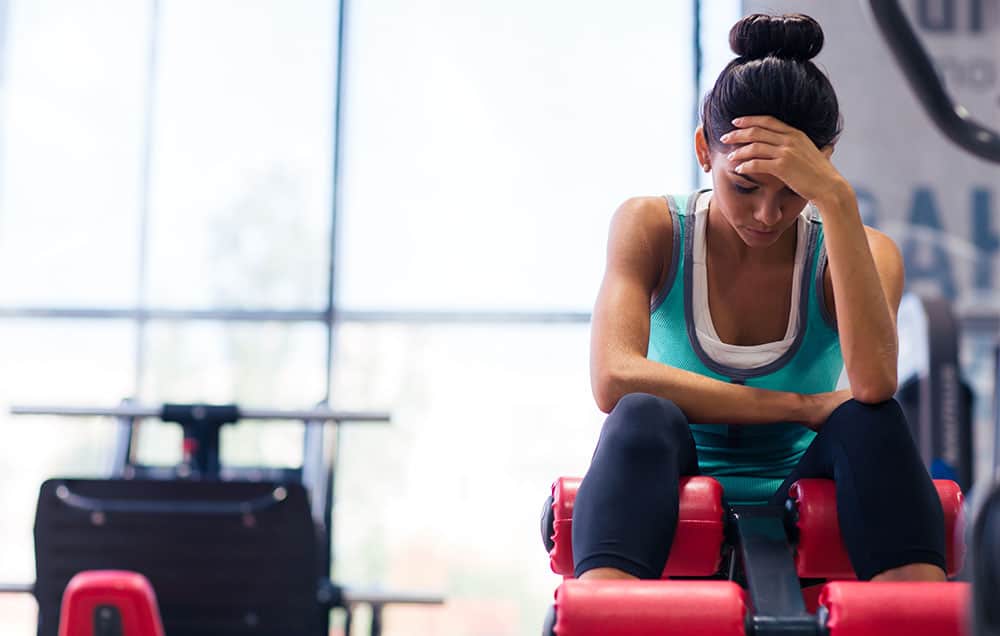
[733,184,757,194]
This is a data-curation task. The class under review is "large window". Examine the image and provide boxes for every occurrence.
[0,1,148,306]
[146,1,334,309]
[0,2,700,635]
[338,0,694,312]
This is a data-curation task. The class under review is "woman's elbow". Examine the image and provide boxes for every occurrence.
[851,375,898,405]
[592,365,629,414]
[592,379,621,414]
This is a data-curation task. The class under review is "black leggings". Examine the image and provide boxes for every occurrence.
[571,392,947,581]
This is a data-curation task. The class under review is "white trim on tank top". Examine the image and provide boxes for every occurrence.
[691,191,810,370]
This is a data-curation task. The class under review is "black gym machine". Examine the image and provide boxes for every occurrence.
[0,401,444,636]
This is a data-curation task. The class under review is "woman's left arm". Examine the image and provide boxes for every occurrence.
[723,115,903,403]
[816,189,903,403]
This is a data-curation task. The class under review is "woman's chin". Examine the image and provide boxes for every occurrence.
[741,227,780,245]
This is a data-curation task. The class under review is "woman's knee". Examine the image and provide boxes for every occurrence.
[822,398,911,447]
[601,393,690,456]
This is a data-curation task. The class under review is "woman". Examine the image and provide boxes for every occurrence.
[573,13,946,584]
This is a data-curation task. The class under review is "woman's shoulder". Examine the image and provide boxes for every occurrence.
[605,190,706,257]
[611,190,703,230]
[602,197,679,295]
[607,196,675,255]
[861,225,904,284]
[613,195,673,224]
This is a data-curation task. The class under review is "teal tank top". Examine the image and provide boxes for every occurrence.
[648,190,844,504]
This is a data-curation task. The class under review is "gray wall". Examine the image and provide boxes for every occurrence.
[742,0,1000,314]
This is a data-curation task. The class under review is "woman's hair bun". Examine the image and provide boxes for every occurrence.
[729,13,824,62]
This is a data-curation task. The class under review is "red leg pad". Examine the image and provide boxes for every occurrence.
[553,580,747,636]
[59,570,165,636]
[791,479,965,578]
[938,480,967,576]
[820,581,970,636]
[548,476,725,577]
[801,582,825,614]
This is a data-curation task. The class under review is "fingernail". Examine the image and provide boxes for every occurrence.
[734,164,743,173]
[719,134,730,142]
[727,152,735,160]
[732,118,743,125]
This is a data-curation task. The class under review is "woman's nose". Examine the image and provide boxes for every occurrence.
[753,206,782,227]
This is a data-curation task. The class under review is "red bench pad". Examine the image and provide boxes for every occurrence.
[553,580,747,636]
[791,479,965,579]
[548,476,725,578]
[59,570,165,636]
[819,581,970,636]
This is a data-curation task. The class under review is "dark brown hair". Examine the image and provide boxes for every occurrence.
[702,13,842,150]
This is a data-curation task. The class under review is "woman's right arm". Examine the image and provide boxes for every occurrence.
[590,196,818,424]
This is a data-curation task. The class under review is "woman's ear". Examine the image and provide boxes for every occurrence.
[821,144,835,159]
[694,126,712,172]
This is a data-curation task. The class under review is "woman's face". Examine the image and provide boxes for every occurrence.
[708,149,807,248]
[694,125,808,249]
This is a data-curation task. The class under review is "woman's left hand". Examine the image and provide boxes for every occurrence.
[720,115,849,204]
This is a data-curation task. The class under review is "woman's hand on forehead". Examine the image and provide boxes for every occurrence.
[719,116,794,147]
[719,115,845,204]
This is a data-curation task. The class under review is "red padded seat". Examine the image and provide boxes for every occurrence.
[552,579,747,636]
[819,581,970,636]
[790,479,965,579]
[547,476,726,578]
[59,570,165,636]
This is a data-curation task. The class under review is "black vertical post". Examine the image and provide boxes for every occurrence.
[994,343,1000,481]
[921,296,973,491]
[370,604,384,636]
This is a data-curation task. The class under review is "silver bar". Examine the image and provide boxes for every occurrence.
[324,0,351,402]
[338,310,590,324]
[134,0,161,395]
[302,401,335,531]
[109,398,138,478]
[342,588,444,606]
[10,405,389,423]
[0,583,32,594]
[0,307,328,321]
[6,304,1000,329]
[0,306,590,324]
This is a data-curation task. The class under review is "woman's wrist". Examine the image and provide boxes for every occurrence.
[787,391,817,424]
[755,387,815,424]
[812,177,855,213]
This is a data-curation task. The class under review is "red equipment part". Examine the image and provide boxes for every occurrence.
[58,570,165,636]
[791,479,965,578]
[801,582,824,614]
[551,579,747,636]
[819,581,971,636]
[548,476,726,578]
